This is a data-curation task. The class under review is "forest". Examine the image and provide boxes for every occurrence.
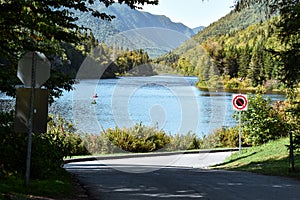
[60,32,153,79]
[154,3,299,92]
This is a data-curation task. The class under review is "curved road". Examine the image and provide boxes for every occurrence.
[65,152,300,200]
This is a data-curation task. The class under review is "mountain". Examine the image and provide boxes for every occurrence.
[193,3,272,45]
[173,3,269,56]
[192,26,205,34]
[75,3,195,40]
[73,3,199,57]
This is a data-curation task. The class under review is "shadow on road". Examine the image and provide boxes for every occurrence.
[65,161,300,200]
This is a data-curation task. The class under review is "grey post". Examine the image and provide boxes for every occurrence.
[25,52,36,187]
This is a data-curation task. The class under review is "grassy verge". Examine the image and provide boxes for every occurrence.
[212,137,300,179]
[0,169,76,200]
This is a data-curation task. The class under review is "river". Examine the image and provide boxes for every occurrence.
[49,75,285,136]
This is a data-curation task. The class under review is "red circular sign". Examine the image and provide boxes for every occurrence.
[233,95,248,110]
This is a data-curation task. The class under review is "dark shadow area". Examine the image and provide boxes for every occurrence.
[67,165,210,199]
[229,154,300,179]
[211,151,300,181]
[212,151,257,167]
[66,160,300,200]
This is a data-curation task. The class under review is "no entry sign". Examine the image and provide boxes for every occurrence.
[232,94,248,111]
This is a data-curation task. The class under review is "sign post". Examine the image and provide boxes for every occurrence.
[232,94,248,154]
[17,51,50,187]
[26,52,36,187]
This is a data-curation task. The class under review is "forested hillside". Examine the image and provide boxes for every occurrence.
[193,4,268,44]
[154,3,285,91]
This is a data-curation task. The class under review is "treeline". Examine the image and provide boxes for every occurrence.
[56,31,153,79]
[199,20,281,89]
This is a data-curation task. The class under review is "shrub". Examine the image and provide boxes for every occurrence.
[46,115,89,158]
[81,132,121,154]
[275,93,300,151]
[200,131,220,149]
[167,132,201,151]
[81,125,204,154]
[200,127,240,149]
[214,127,240,148]
[224,78,240,90]
[0,113,89,179]
[104,122,170,153]
[29,115,89,178]
[207,75,224,89]
[0,111,25,178]
[236,93,288,146]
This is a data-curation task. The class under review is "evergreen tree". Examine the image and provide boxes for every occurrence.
[238,44,252,78]
[248,42,265,86]
[235,0,300,88]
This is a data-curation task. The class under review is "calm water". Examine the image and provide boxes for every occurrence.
[49,76,285,136]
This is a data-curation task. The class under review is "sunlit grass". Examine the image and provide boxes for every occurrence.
[212,137,300,179]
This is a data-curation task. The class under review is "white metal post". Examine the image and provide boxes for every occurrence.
[239,110,242,154]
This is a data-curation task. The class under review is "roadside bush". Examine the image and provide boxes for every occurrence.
[203,92,299,149]
[167,132,201,151]
[214,127,240,147]
[81,125,205,154]
[81,128,204,154]
[30,115,89,178]
[200,127,240,149]
[81,132,121,154]
[0,111,26,178]
[0,113,89,179]
[46,115,89,158]
[104,122,170,153]
[237,93,288,146]
[275,93,300,151]
[200,131,220,149]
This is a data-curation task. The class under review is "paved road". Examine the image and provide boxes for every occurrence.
[65,152,300,200]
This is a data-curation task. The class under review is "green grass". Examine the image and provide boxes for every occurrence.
[212,137,300,179]
[0,169,74,199]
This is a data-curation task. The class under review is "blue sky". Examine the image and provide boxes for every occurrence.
[142,0,234,28]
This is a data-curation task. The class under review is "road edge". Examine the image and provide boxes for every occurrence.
[64,148,238,164]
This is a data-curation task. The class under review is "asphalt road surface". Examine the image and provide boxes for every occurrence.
[65,152,300,200]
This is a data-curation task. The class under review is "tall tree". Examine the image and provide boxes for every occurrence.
[234,0,300,88]
[248,42,265,86]
[271,1,300,88]
[238,44,252,78]
[0,0,158,98]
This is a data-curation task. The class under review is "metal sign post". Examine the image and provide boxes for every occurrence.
[238,111,242,154]
[17,51,50,187]
[232,94,248,154]
[25,52,36,187]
